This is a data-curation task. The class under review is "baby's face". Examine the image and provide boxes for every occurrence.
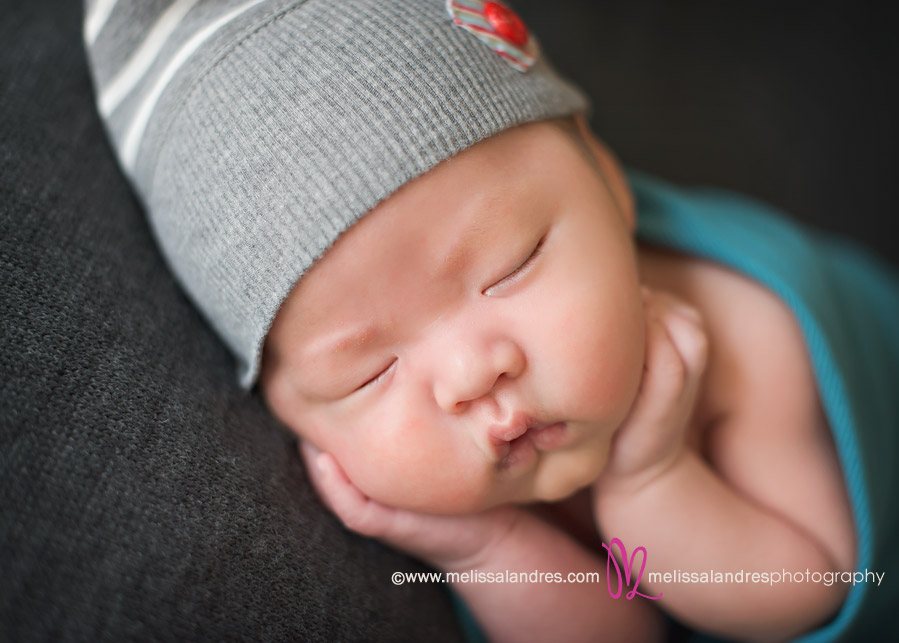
[261,119,646,514]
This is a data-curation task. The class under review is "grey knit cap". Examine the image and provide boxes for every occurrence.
[84,0,589,387]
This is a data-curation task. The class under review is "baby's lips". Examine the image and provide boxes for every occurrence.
[487,415,569,461]
[529,423,568,450]
[487,411,532,445]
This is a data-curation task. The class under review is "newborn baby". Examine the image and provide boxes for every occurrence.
[259,115,856,641]
[84,0,898,640]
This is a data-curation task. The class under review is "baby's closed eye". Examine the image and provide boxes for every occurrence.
[483,235,546,296]
[355,358,397,392]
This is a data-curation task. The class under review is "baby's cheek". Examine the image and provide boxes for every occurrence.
[554,332,638,416]
[567,300,644,415]
[341,424,491,514]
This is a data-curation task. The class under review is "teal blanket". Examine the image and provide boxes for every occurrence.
[633,170,898,641]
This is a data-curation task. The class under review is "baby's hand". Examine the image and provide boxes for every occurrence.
[300,440,523,571]
[598,287,708,492]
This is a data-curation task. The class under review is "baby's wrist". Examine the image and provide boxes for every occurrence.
[435,506,532,574]
[596,447,689,505]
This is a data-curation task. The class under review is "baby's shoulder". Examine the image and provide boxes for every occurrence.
[689,251,820,431]
[640,245,822,441]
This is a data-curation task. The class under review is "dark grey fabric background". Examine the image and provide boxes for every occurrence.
[515,0,898,269]
[2,1,895,642]
[1,1,463,641]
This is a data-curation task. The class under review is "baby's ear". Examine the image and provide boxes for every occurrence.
[574,113,636,231]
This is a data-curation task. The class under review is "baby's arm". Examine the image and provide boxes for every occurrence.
[439,509,663,642]
[303,443,663,643]
[594,290,852,640]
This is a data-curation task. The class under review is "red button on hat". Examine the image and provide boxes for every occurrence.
[484,2,529,47]
[447,0,538,72]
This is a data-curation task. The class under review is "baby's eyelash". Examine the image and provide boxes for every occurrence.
[486,236,546,293]
[516,237,545,274]
[357,359,396,391]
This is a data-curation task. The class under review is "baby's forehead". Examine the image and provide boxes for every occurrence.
[369,118,585,218]
[316,119,596,272]
[287,119,588,378]
[265,118,602,367]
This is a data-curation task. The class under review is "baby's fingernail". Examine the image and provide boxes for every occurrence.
[674,303,701,323]
[315,454,329,474]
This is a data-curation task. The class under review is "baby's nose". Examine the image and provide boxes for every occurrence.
[433,334,525,414]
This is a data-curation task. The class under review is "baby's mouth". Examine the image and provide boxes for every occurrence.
[489,417,568,469]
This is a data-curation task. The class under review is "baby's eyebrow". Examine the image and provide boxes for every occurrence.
[306,324,379,364]
[437,236,478,280]
[434,204,497,280]
[303,205,507,366]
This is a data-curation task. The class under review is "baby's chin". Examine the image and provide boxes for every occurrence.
[523,443,610,503]
[397,466,601,516]
[361,476,594,517]
[518,474,595,507]
[361,475,501,516]
[380,492,498,516]
[352,443,610,515]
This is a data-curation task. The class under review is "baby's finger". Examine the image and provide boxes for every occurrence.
[310,449,397,538]
[298,439,331,506]
[647,291,708,406]
[662,305,708,383]
[649,289,702,324]
[661,308,708,430]
[299,438,321,468]
[604,313,684,475]
[632,312,688,426]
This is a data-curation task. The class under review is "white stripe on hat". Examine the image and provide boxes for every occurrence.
[99,0,199,118]
[121,0,267,171]
[84,0,119,45]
